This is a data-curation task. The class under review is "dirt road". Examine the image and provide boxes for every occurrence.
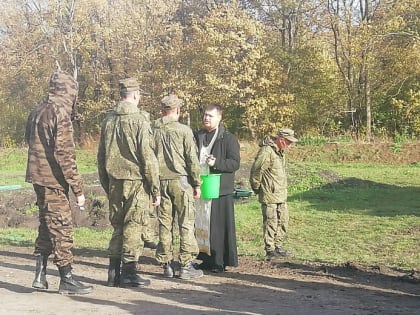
[1,245,419,315]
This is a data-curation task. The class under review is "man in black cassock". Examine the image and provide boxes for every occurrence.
[194,104,240,273]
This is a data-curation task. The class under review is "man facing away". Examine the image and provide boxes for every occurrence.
[249,128,298,260]
[97,77,161,287]
[25,70,93,294]
[153,94,203,279]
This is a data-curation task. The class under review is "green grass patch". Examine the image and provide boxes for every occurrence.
[74,227,112,250]
[0,148,28,171]
[236,197,419,270]
[236,161,420,270]
[0,148,28,186]
[317,162,420,186]
[0,148,98,186]
[297,135,329,146]
[75,149,99,173]
[0,228,37,247]
[0,148,419,271]
[0,227,112,251]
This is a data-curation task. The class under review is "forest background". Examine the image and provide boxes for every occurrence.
[0,0,419,146]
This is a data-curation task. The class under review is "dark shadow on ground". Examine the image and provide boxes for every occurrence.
[2,247,419,297]
[289,176,420,217]
[147,273,420,315]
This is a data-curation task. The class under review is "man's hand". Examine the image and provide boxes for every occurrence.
[206,155,216,167]
[152,195,161,207]
[193,187,201,200]
[77,194,86,210]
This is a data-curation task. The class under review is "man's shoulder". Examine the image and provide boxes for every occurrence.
[195,128,206,135]
[216,124,234,137]
[259,145,275,155]
[35,101,68,122]
[139,110,150,121]
[223,129,236,137]
[173,121,192,131]
[220,128,238,142]
[104,107,115,115]
[159,118,191,131]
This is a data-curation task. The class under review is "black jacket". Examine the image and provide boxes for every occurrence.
[195,124,240,196]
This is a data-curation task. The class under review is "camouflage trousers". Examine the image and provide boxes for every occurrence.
[33,184,74,267]
[155,177,199,266]
[262,202,289,253]
[143,207,157,242]
[108,178,149,264]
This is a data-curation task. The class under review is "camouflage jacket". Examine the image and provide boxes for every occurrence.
[97,101,160,196]
[25,71,83,197]
[152,115,201,187]
[249,136,288,204]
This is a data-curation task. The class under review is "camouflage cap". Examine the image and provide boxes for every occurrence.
[161,94,183,109]
[119,77,140,92]
[278,128,298,142]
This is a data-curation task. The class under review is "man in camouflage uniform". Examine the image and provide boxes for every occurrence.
[249,128,298,260]
[134,108,158,251]
[25,70,93,295]
[153,94,203,279]
[97,77,160,287]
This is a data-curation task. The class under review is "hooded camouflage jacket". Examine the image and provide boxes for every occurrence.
[97,101,160,197]
[152,115,201,187]
[25,71,83,197]
[249,136,288,204]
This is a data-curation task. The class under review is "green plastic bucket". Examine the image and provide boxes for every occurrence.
[200,174,221,199]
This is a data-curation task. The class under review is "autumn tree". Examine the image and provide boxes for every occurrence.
[0,0,183,144]
[0,0,418,145]
[368,0,420,138]
[168,2,295,138]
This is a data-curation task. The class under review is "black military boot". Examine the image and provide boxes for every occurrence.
[120,262,150,287]
[107,257,121,287]
[32,255,49,290]
[58,265,93,295]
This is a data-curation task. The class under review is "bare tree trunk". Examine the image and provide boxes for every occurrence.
[365,66,372,142]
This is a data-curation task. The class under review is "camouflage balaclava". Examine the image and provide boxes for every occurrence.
[48,70,79,119]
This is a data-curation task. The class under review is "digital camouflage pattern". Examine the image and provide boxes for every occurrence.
[249,136,290,252]
[160,94,183,110]
[25,70,82,267]
[249,136,288,204]
[118,77,140,92]
[97,100,160,263]
[97,101,160,196]
[107,178,150,263]
[152,115,201,184]
[156,179,199,266]
[278,128,298,143]
[152,115,201,266]
[262,202,289,252]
